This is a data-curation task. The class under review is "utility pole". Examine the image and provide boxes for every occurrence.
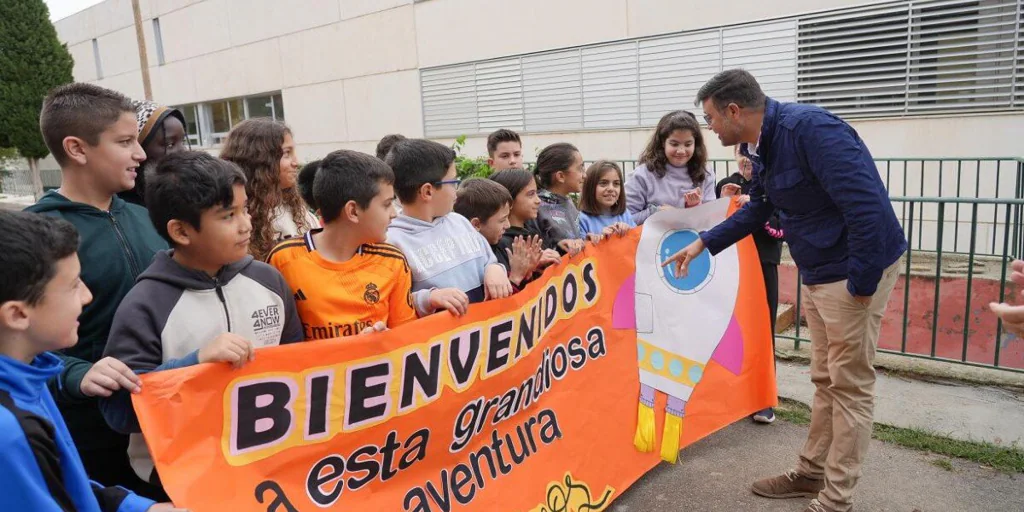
[131,0,152,100]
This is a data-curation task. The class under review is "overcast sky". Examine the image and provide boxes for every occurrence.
[46,0,106,22]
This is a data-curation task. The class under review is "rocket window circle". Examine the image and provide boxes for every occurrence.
[656,229,714,294]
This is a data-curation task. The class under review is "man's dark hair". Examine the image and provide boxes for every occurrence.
[316,150,396,223]
[375,134,407,161]
[454,178,512,223]
[486,129,522,157]
[298,159,322,211]
[385,139,456,204]
[146,151,247,245]
[40,83,136,166]
[0,211,80,306]
[695,69,767,112]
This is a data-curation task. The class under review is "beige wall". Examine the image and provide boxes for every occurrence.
[48,0,1024,175]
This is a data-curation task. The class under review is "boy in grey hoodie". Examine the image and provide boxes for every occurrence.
[385,139,513,317]
[99,152,303,488]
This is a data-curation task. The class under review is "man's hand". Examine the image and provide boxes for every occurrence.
[484,264,514,300]
[198,333,255,369]
[852,294,872,307]
[660,238,706,278]
[429,288,469,317]
[736,194,751,207]
[80,357,142,397]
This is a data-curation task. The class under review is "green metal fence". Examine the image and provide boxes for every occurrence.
[777,196,1024,373]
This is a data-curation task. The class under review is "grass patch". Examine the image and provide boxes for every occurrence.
[775,398,811,425]
[873,424,1024,474]
[773,398,1024,474]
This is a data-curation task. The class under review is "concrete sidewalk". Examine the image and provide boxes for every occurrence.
[776,360,1024,446]
[613,419,1022,512]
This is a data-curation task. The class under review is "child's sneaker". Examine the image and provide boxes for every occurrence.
[752,407,776,424]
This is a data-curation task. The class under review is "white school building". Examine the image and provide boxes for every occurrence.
[40,0,1022,165]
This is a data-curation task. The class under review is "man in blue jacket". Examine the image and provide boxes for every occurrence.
[663,70,906,512]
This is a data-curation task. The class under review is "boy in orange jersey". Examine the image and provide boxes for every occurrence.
[268,150,415,339]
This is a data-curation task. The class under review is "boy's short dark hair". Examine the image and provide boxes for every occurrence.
[316,150,396,223]
[146,151,247,245]
[486,129,522,157]
[298,159,322,210]
[375,134,407,160]
[454,178,512,223]
[0,211,79,306]
[40,83,136,166]
[385,139,456,204]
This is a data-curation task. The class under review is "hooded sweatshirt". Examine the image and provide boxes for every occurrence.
[0,352,155,512]
[537,190,582,252]
[100,250,303,483]
[24,191,168,451]
[387,213,499,316]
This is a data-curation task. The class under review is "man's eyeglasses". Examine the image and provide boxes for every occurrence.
[702,113,712,125]
[433,179,462,189]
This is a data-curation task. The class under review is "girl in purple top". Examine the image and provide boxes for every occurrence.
[626,110,716,225]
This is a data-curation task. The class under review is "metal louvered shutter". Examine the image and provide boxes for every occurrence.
[797,3,912,117]
[421,64,477,137]
[638,30,721,125]
[723,20,798,102]
[523,49,584,132]
[798,0,1021,117]
[420,0,1024,137]
[906,0,1019,113]
[582,42,639,129]
[476,58,525,131]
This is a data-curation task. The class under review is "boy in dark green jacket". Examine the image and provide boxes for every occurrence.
[24,83,168,499]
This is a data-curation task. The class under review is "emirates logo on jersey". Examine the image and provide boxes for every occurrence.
[364,283,381,305]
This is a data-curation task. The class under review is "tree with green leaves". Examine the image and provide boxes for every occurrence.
[0,0,73,198]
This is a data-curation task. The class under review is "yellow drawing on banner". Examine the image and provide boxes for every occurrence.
[529,472,614,512]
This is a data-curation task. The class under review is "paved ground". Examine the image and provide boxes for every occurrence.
[612,419,1023,512]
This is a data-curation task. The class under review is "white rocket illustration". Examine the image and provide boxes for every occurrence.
[612,198,744,463]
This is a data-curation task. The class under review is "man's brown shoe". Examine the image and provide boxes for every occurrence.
[751,470,824,499]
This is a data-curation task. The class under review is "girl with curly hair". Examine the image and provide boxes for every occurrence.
[626,110,715,225]
[220,118,319,261]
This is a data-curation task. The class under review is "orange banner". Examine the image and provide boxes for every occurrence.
[133,215,775,511]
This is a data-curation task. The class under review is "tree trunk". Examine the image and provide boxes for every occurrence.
[28,157,43,200]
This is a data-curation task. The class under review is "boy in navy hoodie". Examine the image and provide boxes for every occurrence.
[101,151,303,490]
[0,210,183,511]
[25,83,169,496]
